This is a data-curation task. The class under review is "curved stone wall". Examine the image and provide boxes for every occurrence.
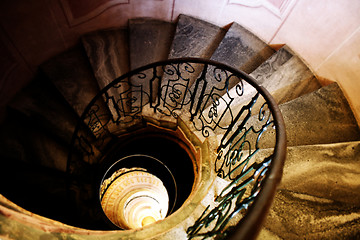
[0,0,359,124]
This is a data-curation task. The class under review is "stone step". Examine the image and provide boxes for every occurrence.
[9,76,78,145]
[280,82,360,146]
[210,22,275,74]
[82,28,130,90]
[0,110,69,172]
[149,15,226,123]
[40,45,115,146]
[128,18,175,117]
[253,83,360,148]
[129,18,175,70]
[0,112,27,163]
[82,29,137,127]
[259,141,360,239]
[261,189,360,240]
[169,14,225,59]
[197,47,322,136]
[183,46,291,127]
[250,45,293,85]
[202,82,360,152]
[40,45,101,117]
[180,47,315,142]
[155,15,226,116]
[191,44,289,119]
[0,159,75,226]
[236,50,321,114]
[259,53,321,105]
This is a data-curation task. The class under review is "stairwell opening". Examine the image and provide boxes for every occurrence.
[95,126,197,230]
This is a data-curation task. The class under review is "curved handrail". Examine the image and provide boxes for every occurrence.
[68,58,286,239]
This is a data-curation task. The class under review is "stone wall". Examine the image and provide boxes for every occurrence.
[0,0,359,124]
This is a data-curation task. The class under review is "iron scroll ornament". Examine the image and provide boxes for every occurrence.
[67,58,287,239]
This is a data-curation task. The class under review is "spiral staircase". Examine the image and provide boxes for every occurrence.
[1,14,360,240]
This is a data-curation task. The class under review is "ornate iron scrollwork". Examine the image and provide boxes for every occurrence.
[68,58,286,239]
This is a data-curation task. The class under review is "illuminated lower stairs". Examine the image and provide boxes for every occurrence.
[0,14,360,240]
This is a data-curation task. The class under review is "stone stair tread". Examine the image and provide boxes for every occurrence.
[262,189,360,240]
[260,53,321,105]
[0,110,69,172]
[0,159,72,225]
[168,14,226,59]
[157,16,226,118]
[160,15,226,110]
[40,45,119,143]
[260,141,360,239]
[250,45,293,85]
[212,81,359,152]
[82,28,130,90]
[280,82,360,146]
[82,28,135,124]
[9,76,78,145]
[18,126,69,172]
[201,46,321,132]
[210,22,275,74]
[280,141,360,204]
[238,51,321,112]
[128,18,175,112]
[0,114,27,162]
[253,83,360,148]
[129,18,175,70]
[40,45,102,117]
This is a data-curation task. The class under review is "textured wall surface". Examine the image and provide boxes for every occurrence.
[0,0,359,123]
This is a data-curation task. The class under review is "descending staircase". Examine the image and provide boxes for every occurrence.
[1,14,360,240]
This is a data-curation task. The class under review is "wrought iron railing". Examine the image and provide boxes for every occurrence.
[68,58,286,239]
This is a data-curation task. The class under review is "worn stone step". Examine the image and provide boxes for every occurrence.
[154,15,226,122]
[199,48,322,135]
[179,47,305,142]
[0,110,69,172]
[211,22,275,74]
[203,82,360,152]
[9,82,107,168]
[128,18,175,117]
[82,28,138,127]
[261,189,360,240]
[254,83,360,148]
[0,112,27,163]
[281,83,360,146]
[259,53,321,105]
[82,28,129,90]
[40,45,101,117]
[259,141,360,239]
[169,14,225,59]
[9,76,78,145]
[250,45,293,85]
[40,45,116,146]
[0,159,74,226]
[158,14,226,114]
[184,44,291,123]
[238,51,321,113]
[129,18,175,70]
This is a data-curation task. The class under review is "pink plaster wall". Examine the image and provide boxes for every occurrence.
[0,0,359,122]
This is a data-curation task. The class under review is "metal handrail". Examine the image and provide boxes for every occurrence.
[68,58,286,239]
